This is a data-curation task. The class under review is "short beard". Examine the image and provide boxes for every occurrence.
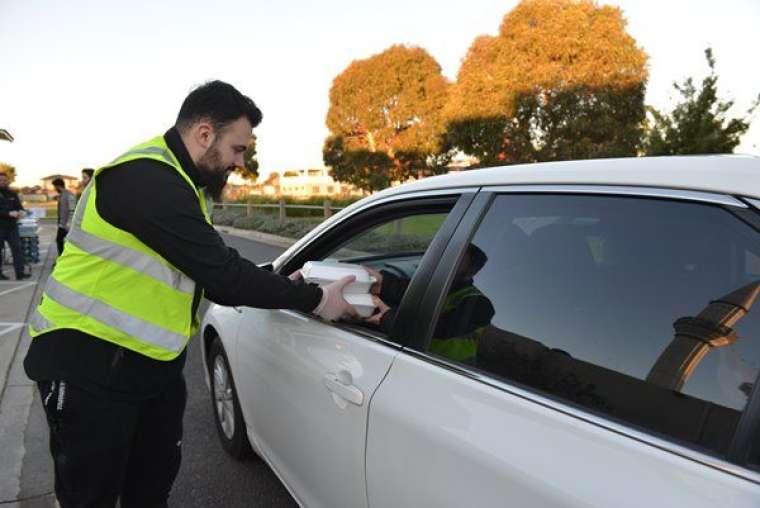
[196,142,230,202]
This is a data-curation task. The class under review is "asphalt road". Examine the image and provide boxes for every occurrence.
[169,233,297,508]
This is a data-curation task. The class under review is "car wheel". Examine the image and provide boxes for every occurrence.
[209,335,252,459]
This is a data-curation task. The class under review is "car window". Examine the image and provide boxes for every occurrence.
[292,207,453,338]
[429,193,760,459]
[325,213,448,281]
[329,214,446,258]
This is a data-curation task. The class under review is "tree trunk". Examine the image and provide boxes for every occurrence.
[367,131,376,152]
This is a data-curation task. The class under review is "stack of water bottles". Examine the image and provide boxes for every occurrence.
[17,216,40,265]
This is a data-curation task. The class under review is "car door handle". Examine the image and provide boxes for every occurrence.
[323,371,364,406]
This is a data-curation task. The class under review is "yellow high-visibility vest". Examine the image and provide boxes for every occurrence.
[430,285,486,363]
[29,135,211,361]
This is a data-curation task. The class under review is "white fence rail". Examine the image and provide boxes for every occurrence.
[213,200,345,220]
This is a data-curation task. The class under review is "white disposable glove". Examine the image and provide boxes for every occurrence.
[313,275,359,322]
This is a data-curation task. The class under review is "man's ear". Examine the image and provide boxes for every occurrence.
[194,120,216,150]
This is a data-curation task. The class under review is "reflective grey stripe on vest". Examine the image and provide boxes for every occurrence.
[73,184,93,228]
[68,185,195,295]
[113,146,175,166]
[66,227,195,294]
[29,309,54,333]
[43,276,186,353]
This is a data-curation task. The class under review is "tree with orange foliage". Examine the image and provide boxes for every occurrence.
[323,45,451,191]
[446,0,648,166]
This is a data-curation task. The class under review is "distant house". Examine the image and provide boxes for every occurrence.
[40,174,79,194]
[274,168,363,198]
[221,183,257,201]
[446,153,479,171]
[259,172,281,197]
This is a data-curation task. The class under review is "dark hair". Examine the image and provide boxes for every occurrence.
[52,177,65,187]
[175,80,262,134]
[82,168,94,178]
[0,171,7,177]
[466,243,488,273]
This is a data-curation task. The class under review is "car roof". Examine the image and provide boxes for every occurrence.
[275,155,759,270]
[371,155,760,201]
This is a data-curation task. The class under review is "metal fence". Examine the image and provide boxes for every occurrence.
[213,199,345,220]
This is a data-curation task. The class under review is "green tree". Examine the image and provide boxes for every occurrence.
[504,85,647,163]
[644,48,758,155]
[235,134,259,180]
[323,45,451,192]
[0,162,16,183]
[446,0,648,166]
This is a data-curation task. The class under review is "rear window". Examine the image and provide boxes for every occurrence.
[430,193,760,458]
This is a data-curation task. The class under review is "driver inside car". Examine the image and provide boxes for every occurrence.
[364,243,495,364]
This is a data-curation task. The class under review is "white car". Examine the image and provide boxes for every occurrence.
[201,156,760,508]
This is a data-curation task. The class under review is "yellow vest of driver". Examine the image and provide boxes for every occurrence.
[430,286,485,362]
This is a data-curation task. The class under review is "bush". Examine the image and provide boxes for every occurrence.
[258,217,322,239]
[231,215,268,230]
[347,231,430,253]
[224,195,364,219]
[225,212,323,239]
[212,208,246,225]
[218,210,433,246]
[233,195,362,208]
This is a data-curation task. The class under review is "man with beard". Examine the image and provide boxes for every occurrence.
[24,81,357,508]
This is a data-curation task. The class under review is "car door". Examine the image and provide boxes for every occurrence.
[366,188,760,507]
[233,192,475,508]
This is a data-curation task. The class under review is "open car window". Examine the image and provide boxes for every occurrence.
[324,213,448,281]
[320,211,450,339]
[280,195,463,338]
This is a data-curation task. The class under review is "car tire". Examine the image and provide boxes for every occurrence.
[208,335,252,460]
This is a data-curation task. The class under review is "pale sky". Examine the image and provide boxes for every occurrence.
[1,0,759,187]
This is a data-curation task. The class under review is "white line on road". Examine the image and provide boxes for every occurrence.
[0,323,24,337]
[0,283,35,298]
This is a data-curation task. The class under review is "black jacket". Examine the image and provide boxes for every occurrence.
[0,187,23,229]
[378,270,494,339]
[24,128,322,399]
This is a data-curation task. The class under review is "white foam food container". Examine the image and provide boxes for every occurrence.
[301,261,376,295]
[344,293,377,318]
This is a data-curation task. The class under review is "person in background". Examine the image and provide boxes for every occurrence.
[81,168,94,190]
[0,171,29,280]
[52,177,76,255]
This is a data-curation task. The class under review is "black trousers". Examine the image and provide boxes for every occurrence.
[0,224,25,278]
[38,377,186,508]
[56,226,68,255]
